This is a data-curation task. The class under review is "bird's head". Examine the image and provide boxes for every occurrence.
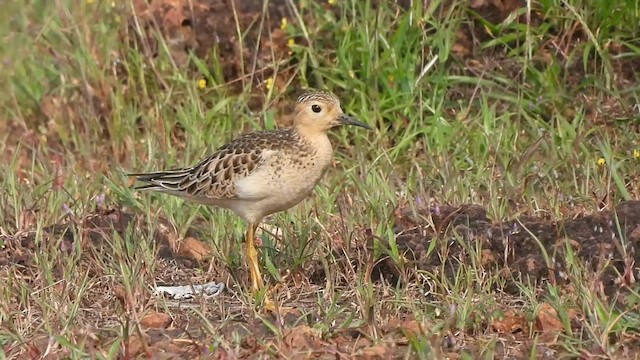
[293,91,371,132]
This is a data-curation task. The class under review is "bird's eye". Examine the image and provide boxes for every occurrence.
[311,104,322,113]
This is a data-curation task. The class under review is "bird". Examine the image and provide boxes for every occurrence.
[128,90,371,308]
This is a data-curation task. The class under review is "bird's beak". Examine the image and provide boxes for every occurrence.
[338,114,372,130]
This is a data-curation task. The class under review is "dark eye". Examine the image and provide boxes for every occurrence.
[311,104,322,113]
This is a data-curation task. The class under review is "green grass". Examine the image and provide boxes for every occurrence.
[1,0,640,357]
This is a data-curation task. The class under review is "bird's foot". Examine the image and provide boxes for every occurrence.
[264,286,297,314]
[263,295,277,313]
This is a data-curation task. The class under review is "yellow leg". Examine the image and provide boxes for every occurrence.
[246,222,276,311]
[246,222,264,292]
[245,223,275,312]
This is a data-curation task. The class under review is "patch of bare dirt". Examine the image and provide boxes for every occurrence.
[384,200,640,300]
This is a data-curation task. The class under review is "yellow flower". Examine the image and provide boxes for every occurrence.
[87,0,95,3]
[328,0,337,5]
[197,78,207,89]
[597,158,605,167]
[634,149,639,159]
[265,77,274,90]
[348,70,355,79]
[280,18,288,30]
[287,38,295,47]
[388,74,395,82]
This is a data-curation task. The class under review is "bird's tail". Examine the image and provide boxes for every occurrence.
[128,168,192,192]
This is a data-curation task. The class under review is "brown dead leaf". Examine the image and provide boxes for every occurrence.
[141,311,172,329]
[356,344,388,359]
[178,237,212,261]
[535,303,563,333]
[399,319,423,338]
[491,309,526,334]
[388,317,424,338]
[281,325,323,355]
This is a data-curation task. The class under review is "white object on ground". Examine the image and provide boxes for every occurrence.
[153,282,225,300]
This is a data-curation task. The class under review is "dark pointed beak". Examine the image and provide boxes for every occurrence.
[338,114,372,130]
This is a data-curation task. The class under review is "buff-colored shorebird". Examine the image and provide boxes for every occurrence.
[129,91,371,307]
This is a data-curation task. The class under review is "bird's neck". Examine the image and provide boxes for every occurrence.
[293,126,333,159]
[293,125,328,142]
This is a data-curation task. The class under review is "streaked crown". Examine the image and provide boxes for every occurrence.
[296,91,340,106]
